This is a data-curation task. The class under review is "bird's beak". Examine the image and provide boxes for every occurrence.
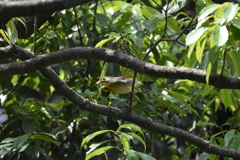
[96,80,102,84]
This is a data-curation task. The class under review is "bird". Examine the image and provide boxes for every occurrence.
[97,76,152,94]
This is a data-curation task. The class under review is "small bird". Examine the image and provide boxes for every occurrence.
[97,76,152,94]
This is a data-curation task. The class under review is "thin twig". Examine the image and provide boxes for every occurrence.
[33,15,38,55]
[73,7,84,46]
[92,0,99,34]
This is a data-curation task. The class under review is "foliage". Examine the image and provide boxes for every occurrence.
[1,0,240,159]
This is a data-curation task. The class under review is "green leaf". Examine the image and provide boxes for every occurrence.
[0,144,14,157]
[95,13,109,28]
[228,50,240,77]
[140,6,159,19]
[120,133,131,149]
[167,17,181,32]
[226,135,240,150]
[223,3,238,22]
[14,134,30,149]
[117,124,144,137]
[125,132,146,150]
[18,143,29,153]
[162,52,178,63]
[32,133,61,146]
[224,129,235,147]
[86,146,117,160]
[22,119,38,134]
[186,27,209,45]
[11,75,19,85]
[0,29,10,44]
[187,43,196,59]
[207,46,221,73]
[80,130,114,149]
[231,18,240,30]
[230,24,240,40]
[215,5,226,25]
[213,24,228,46]
[159,95,186,115]
[15,17,27,34]
[196,36,207,63]
[165,0,187,14]
[206,62,212,84]
[198,4,221,21]
[99,62,109,79]
[199,152,210,160]
[137,151,156,160]
[136,31,145,38]
[124,148,139,160]
[166,90,201,118]
[98,1,128,13]
[86,140,114,156]
[125,149,156,160]
[6,19,18,45]
[143,20,157,32]
[95,36,116,48]
[1,138,14,144]
[223,117,240,128]
[220,89,234,109]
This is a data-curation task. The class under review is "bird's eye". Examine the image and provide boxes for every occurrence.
[102,77,106,81]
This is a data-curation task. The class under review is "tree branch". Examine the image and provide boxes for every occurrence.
[0,46,240,89]
[0,0,92,26]
[9,45,240,159]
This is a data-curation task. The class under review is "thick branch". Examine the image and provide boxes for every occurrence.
[0,0,92,26]
[12,45,240,159]
[0,46,240,89]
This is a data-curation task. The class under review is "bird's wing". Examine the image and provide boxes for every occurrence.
[122,76,132,80]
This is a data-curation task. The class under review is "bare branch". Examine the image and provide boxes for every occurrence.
[0,0,93,26]
[0,46,240,89]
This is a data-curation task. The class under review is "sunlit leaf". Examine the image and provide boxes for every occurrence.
[6,19,18,45]
[186,27,209,45]
[86,140,114,156]
[117,124,144,137]
[220,89,234,110]
[120,133,131,149]
[95,37,116,48]
[165,0,187,14]
[223,3,238,22]
[86,146,117,160]
[206,62,212,84]
[81,130,114,149]
[198,4,221,21]
[196,36,207,63]
[213,24,228,46]
[140,6,159,19]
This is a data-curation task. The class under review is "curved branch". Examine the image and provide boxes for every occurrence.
[0,46,240,89]
[10,45,240,159]
[0,0,93,26]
